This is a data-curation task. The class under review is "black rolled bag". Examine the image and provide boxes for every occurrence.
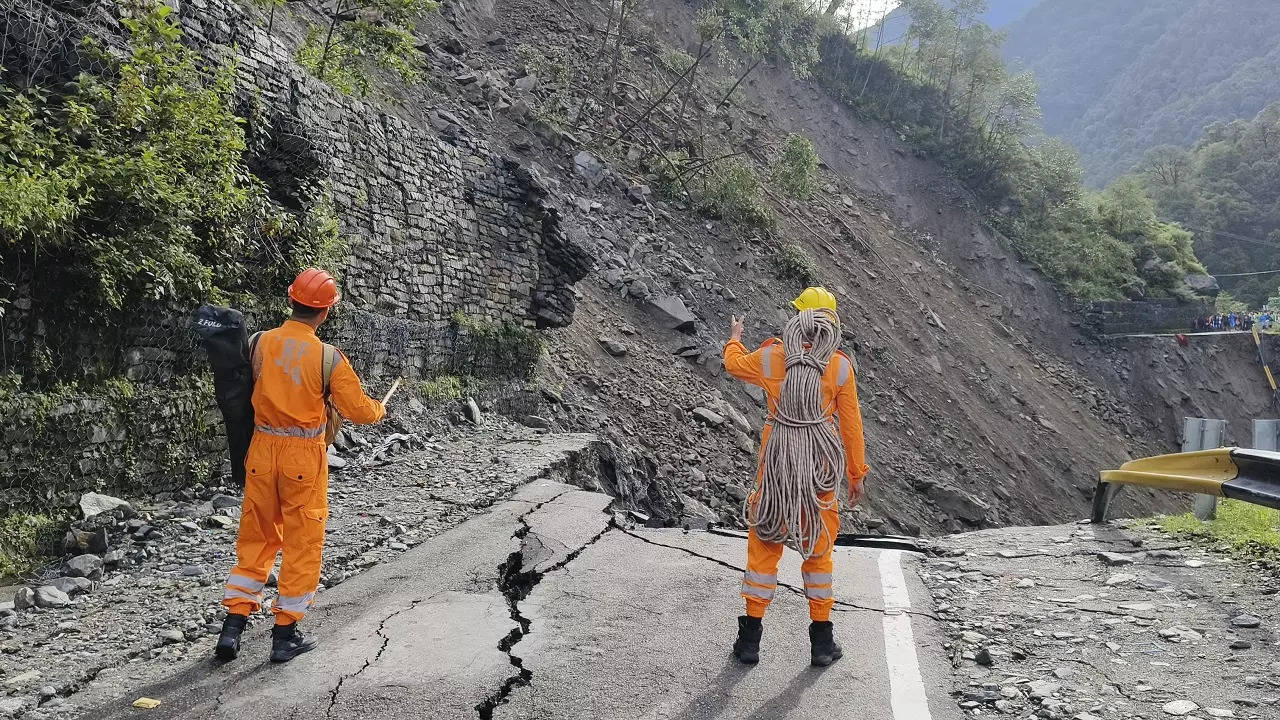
[191,304,255,488]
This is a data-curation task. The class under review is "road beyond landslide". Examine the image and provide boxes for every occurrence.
[74,479,959,720]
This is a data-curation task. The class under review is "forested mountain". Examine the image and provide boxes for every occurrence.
[1003,0,1280,186]
[1137,104,1280,307]
[835,0,1204,301]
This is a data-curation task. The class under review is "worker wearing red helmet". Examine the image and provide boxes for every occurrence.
[215,269,385,663]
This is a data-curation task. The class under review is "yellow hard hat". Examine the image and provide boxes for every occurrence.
[791,286,837,313]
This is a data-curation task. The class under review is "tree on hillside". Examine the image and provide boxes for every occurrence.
[1134,101,1280,305]
[296,0,437,96]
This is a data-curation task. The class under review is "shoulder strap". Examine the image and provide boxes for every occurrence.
[322,344,337,397]
[248,331,264,379]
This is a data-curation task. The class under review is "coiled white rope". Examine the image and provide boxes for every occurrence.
[744,308,846,558]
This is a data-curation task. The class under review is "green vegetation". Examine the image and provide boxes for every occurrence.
[296,0,437,96]
[1134,103,1280,307]
[1215,292,1250,315]
[772,133,819,199]
[696,158,774,229]
[448,313,545,378]
[1002,0,1280,186]
[1158,500,1280,557]
[718,0,823,81]
[0,513,57,579]
[0,6,254,322]
[419,375,467,403]
[0,2,342,386]
[773,242,818,285]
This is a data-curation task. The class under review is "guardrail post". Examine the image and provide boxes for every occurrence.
[1254,419,1280,452]
[1184,417,1226,520]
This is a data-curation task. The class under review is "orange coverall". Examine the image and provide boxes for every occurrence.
[222,319,384,625]
[724,337,869,622]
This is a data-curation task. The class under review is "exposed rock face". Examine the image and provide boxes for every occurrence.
[1184,273,1221,297]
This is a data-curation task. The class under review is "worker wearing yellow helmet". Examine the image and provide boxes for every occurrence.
[722,286,869,667]
[790,286,838,313]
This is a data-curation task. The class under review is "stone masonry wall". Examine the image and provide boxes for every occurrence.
[0,0,590,511]
[0,382,225,513]
[168,0,591,366]
[1083,299,1214,336]
[1,0,590,383]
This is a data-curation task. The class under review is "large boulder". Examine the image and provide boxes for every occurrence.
[63,527,109,555]
[1184,273,1220,297]
[646,295,697,333]
[692,408,725,426]
[597,336,629,357]
[79,492,132,520]
[925,483,992,525]
[33,585,72,609]
[65,554,103,580]
[573,150,605,186]
[50,576,94,597]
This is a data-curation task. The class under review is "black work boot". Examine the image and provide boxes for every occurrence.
[214,613,248,661]
[809,620,843,667]
[733,615,763,664]
[270,622,317,663]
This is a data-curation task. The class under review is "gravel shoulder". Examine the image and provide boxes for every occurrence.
[923,520,1280,719]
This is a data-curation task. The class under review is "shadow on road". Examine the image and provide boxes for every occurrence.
[670,658,753,720]
[667,655,830,720]
[743,666,824,720]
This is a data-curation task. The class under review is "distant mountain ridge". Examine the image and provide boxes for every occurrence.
[1002,0,1280,185]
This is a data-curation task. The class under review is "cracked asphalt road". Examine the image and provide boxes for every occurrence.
[78,481,959,720]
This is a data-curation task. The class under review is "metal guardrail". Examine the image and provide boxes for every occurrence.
[1092,447,1280,522]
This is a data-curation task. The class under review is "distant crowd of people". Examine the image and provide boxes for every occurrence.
[1195,311,1278,332]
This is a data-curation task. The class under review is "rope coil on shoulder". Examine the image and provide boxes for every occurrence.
[744,308,847,558]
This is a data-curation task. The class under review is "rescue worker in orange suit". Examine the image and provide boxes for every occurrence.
[723,286,869,667]
[215,268,386,663]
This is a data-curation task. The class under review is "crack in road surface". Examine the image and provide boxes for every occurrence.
[475,493,614,719]
[615,525,940,620]
[325,597,426,718]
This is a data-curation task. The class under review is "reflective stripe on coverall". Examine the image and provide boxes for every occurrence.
[223,319,384,625]
[724,337,868,622]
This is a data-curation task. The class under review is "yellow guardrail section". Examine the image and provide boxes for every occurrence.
[1098,447,1238,496]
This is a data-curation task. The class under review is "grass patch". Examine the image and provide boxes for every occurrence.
[1157,500,1280,555]
[419,375,468,403]
[0,513,57,580]
[773,242,818,285]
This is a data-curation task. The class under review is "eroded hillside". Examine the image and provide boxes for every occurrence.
[3,0,1268,540]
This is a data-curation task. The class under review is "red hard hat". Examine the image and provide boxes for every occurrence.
[288,268,340,308]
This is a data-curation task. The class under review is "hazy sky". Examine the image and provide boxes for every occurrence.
[842,1,902,30]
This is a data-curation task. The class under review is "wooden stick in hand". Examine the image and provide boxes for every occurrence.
[382,378,402,406]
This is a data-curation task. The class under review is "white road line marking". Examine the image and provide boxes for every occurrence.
[879,549,934,720]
